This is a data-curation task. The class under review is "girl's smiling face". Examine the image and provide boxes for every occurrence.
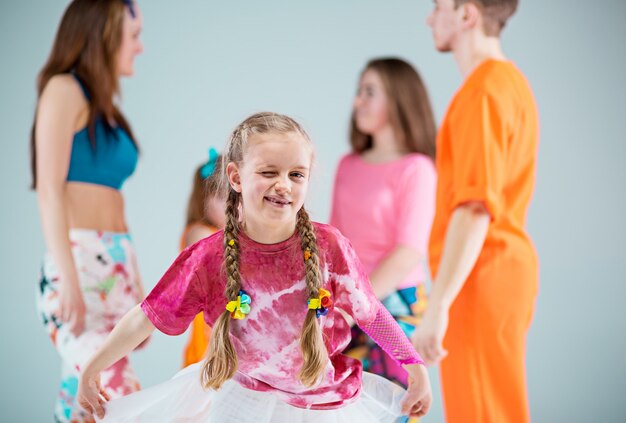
[227,131,312,239]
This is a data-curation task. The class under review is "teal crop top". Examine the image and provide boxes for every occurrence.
[66,74,138,190]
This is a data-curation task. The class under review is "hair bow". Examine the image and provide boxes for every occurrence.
[226,290,252,320]
[308,288,333,318]
[122,0,136,18]
[200,147,219,180]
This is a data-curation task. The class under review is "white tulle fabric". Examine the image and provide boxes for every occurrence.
[98,363,407,422]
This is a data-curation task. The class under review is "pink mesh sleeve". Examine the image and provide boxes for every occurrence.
[359,306,425,366]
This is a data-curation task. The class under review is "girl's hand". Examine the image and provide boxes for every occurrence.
[77,372,110,419]
[58,282,86,337]
[412,303,449,365]
[400,363,432,417]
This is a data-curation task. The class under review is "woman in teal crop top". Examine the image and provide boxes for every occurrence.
[30,2,147,422]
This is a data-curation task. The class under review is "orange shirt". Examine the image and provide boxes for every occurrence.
[429,60,539,281]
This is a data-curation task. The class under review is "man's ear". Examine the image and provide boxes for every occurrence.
[461,2,481,31]
[226,162,242,193]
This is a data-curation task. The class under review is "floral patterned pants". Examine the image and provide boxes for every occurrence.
[37,230,143,422]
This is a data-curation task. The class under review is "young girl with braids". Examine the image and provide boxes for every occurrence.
[77,112,432,422]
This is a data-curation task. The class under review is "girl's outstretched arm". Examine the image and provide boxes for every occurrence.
[77,304,155,419]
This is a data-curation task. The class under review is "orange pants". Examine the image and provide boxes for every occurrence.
[182,313,211,367]
[440,260,538,423]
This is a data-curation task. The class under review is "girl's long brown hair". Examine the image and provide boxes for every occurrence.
[350,57,437,161]
[201,112,328,390]
[185,155,224,228]
[30,0,138,188]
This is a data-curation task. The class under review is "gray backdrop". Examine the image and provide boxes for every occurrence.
[1,1,624,421]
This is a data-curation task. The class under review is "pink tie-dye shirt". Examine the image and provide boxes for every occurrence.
[141,223,397,409]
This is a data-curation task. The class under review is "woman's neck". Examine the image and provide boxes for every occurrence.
[362,126,407,163]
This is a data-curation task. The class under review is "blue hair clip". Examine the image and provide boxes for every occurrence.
[122,0,136,18]
[200,148,219,179]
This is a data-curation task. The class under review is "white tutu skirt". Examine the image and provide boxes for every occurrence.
[99,363,407,422]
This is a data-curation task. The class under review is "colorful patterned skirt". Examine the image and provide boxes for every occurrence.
[36,229,144,422]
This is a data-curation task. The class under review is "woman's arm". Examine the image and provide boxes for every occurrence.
[369,245,422,299]
[78,305,155,418]
[35,75,88,336]
[371,158,437,299]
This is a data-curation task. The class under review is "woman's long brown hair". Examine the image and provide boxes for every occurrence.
[30,0,138,189]
[350,57,437,161]
[201,112,328,390]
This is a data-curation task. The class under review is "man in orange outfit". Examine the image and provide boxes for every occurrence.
[412,1,539,422]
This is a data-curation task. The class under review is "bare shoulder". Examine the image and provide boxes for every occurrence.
[39,74,86,112]
[37,74,89,134]
[185,223,217,247]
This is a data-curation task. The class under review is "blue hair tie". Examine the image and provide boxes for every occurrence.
[200,148,219,179]
[122,0,136,18]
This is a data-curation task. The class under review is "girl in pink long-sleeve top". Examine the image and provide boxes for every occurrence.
[330,58,437,389]
[76,112,432,422]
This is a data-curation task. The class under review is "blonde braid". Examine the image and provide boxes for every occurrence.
[201,190,241,389]
[223,190,242,299]
[296,207,328,387]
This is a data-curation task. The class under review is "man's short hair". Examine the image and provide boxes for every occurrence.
[455,0,519,36]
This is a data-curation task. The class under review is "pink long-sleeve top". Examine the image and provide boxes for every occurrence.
[141,223,422,410]
[330,153,437,288]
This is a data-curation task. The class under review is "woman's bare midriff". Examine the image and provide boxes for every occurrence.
[66,182,129,232]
